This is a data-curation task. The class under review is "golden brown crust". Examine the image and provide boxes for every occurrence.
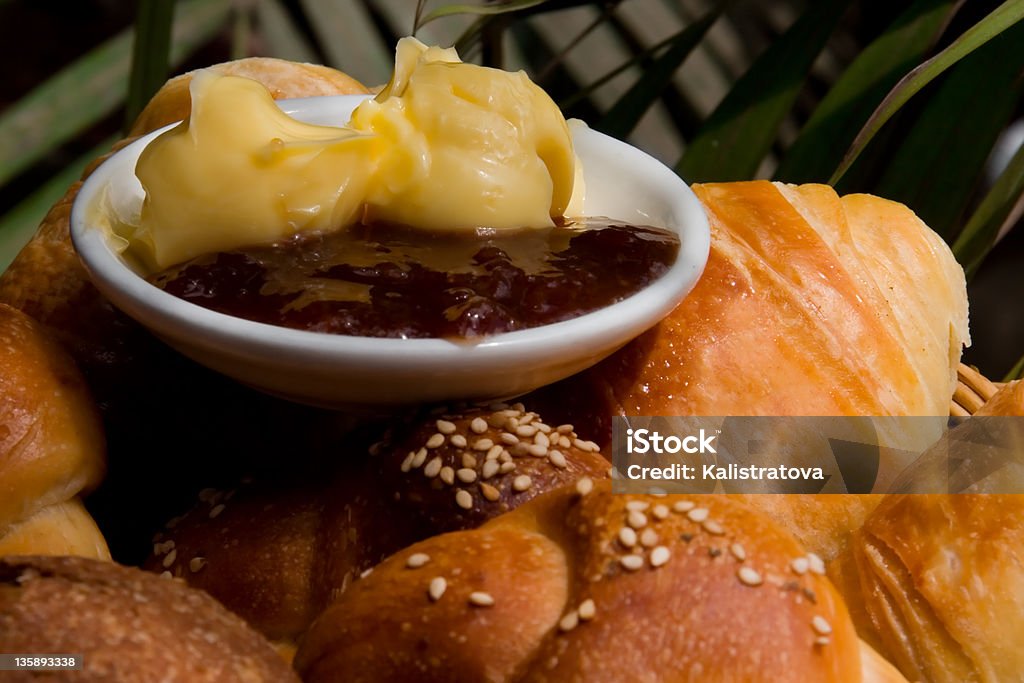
[537,181,968,447]
[975,379,1024,416]
[851,494,1024,683]
[0,304,106,558]
[129,57,369,136]
[0,555,298,682]
[142,404,610,646]
[296,482,863,683]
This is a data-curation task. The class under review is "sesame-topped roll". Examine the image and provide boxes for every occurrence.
[367,402,609,530]
[141,402,609,655]
[296,481,868,683]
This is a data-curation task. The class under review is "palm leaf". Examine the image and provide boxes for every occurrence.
[952,140,1024,279]
[872,20,1024,240]
[774,0,958,184]
[831,0,1024,184]
[675,0,852,183]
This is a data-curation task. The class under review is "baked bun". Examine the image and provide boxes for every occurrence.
[847,494,1024,683]
[0,555,298,682]
[295,481,865,682]
[142,404,609,649]
[129,57,369,136]
[0,304,107,559]
[537,181,969,445]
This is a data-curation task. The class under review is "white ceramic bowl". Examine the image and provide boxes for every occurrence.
[71,95,710,408]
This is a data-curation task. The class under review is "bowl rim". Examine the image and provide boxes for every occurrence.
[70,94,710,374]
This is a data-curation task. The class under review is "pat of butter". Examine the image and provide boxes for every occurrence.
[126,37,584,270]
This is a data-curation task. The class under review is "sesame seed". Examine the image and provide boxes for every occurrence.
[440,466,455,485]
[627,511,648,529]
[485,445,503,460]
[673,500,695,513]
[506,417,519,430]
[730,543,747,561]
[160,571,172,579]
[650,546,671,567]
[455,490,473,509]
[436,419,457,434]
[400,452,415,472]
[557,424,574,434]
[576,477,594,495]
[812,616,832,635]
[620,555,644,571]
[687,508,709,523]
[162,549,177,568]
[640,528,659,547]
[480,483,501,501]
[499,451,512,463]
[703,520,725,535]
[451,434,468,448]
[470,417,488,434]
[559,611,579,632]
[482,460,500,479]
[500,433,519,445]
[189,557,206,573]
[534,432,550,448]
[626,501,650,512]
[487,414,506,429]
[457,468,477,484]
[578,599,596,620]
[469,592,495,607]
[426,433,445,449]
[516,425,538,438]
[548,450,567,468]
[512,475,533,492]
[499,462,516,474]
[512,402,525,412]
[808,553,826,575]
[209,504,225,519]
[520,413,535,425]
[527,444,549,457]
[738,567,763,586]
[360,568,374,579]
[559,436,572,449]
[791,557,810,575]
[814,636,831,647]
[407,553,431,569]
[618,527,637,547]
[428,577,447,601]
[536,423,552,434]
[473,438,494,451]
[412,447,428,468]
[652,504,669,520]
[424,457,443,478]
[461,453,477,469]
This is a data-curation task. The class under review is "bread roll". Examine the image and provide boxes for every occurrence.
[296,481,866,682]
[536,181,968,439]
[0,555,298,682]
[848,495,1024,683]
[129,57,369,136]
[142,405,609,649]
[0,304,107,559]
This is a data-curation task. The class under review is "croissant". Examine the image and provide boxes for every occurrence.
[846,494,1024,683]
[0,304,107,559]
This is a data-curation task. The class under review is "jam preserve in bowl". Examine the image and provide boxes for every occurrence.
[71,95,710,408]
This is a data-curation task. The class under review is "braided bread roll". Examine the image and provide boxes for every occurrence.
[295,481,875,682]
[0,304,107,559]
[142,404,609,654]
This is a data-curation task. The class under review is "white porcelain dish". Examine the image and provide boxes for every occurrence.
[70,95,710,408]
